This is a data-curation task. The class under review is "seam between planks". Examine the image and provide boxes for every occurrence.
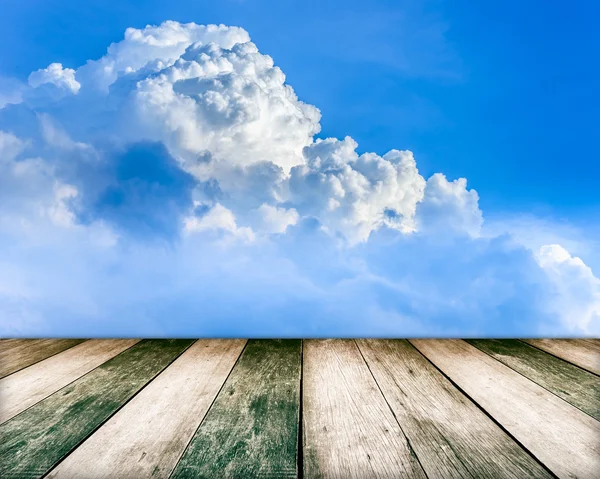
[1,340,141,426]
[1,339,89,380]
[517,339,600,379]
[298,339,304,479]
[353,339,430,479]
[1,340,142,426]
[166,339,249,479]
[468,340,600,422]
[41,340,198,479]
[407,340,559,479]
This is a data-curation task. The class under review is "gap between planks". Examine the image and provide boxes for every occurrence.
[46,339,246,479]
[410,339,600,479]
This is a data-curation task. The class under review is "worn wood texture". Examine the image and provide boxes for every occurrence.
[0,339,193,479]
[468,339,600,420]
[0,339,85,378]
[0,339,41,353]
[523,339,600,375]
[411,339,600,479]
[46,339,246,479]
[0,339,140,424]
[170,339,302,479]
[356,339,552,479]
[303,339,426,479]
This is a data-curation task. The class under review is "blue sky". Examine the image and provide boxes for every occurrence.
[2,0,598,215]
[0,0,598,336]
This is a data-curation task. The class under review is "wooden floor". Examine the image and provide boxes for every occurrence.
[0,339,598,479]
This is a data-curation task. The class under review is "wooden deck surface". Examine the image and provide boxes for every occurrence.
[0,339,598,478]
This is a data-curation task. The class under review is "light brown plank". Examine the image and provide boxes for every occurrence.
[303,339,426,479]
[411,339,600,479]
[523,339,600,375]
[357,339,552,478]
[0,339,139,424]
[0,339,86,378]
[468,339,600,420]
[46,339,245,479]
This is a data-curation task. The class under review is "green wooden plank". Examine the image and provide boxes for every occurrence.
[0,339,194,479]
[0,339,86,378]
[170,339,302,479]
[468,339,600,420]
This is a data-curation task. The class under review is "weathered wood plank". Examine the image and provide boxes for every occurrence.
[357,339,552,479]
[0,339,140,424]
[46,339,246,479]
[170,339,302,479]
[0,339,86,378]
[468,339,600,420]
[0,339,37,353]
[0,339,194,479]
[303,339,426,479]
[523,339,600,375]
[411,339,600,479]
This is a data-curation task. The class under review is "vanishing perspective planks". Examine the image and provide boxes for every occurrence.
[302,339,426,479]
[46,339,246,479]
[0,338,598,478]
[171,339,302,479]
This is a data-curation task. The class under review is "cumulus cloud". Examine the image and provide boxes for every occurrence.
[28,63,81,94]
[536,245,600,335]
[0,20,596,336]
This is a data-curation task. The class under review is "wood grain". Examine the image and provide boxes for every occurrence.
[357,339,552,479]
[469,339,600,420]
[46,339,245,479]
[170,339,302,479]
[303,339,426,479]
[411,339,600,479]
[0,339,86,378]
[523,339,600,375]
[0,339,193,479]
[0,339,39,353]
[0,339,139,424]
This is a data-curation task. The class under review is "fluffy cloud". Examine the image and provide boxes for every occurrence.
[28,63,81,94]
[289,137,426,243]
[536,245,600,335]
[0,21,597,336]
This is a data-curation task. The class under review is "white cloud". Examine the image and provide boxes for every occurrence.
[28,63,81,94]
[416,173,482,237]
[0,20,596,336]
[0,130,25,162]
[127,40,321,175]
[248,204,299,234]
[290,137,426,243]
[77,21,251,92]
[184,203,255,242]
[0,76,24,109]
[536,244,600,335]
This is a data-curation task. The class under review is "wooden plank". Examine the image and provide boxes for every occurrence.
[0,339,86,378]
[0,339,194,479]
[46,339,246,479]
[170,339,302,479]
[0,339,140,424]
[356,339,552,479]
[0,339,37,353]
[523,339,600,375]
[411,339,600,479]
[302,339,426,479]
[468,339,600,420]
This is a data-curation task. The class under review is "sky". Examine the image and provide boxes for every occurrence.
[0,0,598,337]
